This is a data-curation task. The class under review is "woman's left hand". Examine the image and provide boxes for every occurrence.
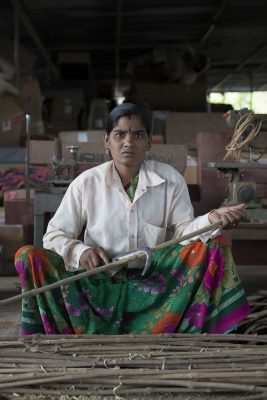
[208,203,246,229]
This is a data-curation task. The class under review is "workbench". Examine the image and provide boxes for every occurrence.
[34,192,64,247]
[224,222,267,265]
[207,161,267,221]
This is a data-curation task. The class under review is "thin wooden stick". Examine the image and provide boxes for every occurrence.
[0,334,266,397]
[1,386,252,396]
[0,221,222,305]
[0,374,266,392]
[1,332,267,344]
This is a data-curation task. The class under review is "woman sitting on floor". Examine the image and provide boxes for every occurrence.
[15,102,250,335]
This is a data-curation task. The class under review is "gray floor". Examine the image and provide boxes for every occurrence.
[0,264,266,336]
[0,276,21,335]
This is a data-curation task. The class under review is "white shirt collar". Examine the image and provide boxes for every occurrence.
[105,160,165,188]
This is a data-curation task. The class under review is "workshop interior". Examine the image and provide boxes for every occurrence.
[0,3,267,310]
[0,2,267,399]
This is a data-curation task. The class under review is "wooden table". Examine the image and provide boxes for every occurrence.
[34,192,64,247]
[224,222,267,265]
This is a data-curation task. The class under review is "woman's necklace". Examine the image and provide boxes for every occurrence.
[121,173,139,201]
[122,177,133,191]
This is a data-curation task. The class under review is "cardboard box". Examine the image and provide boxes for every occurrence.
[151,135,164,144]
[0,96,24,146]
[151,110,167,137]
[0,207,4,224]
[29,140,55,164]
[61,142,187,174]
[165,112,232,150]
[45,89,85,134]
[88,98,109,130]
[29,140,187,175]
[4,199,34,225]
[0,147,25,164]
[146,144,186,174]
[19,78,45,136]
[4,188,35,202]
[59,130,105,143]
[0,224,28,275]
[29,139,105,165]
[131,81,207,111]
[60,131,164,146]
[184,156,198,184]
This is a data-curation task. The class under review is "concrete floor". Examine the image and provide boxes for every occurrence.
[0,275,20,335]
[0,264,266,336]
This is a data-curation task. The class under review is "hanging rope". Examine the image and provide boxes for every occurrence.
[224,111,263,161]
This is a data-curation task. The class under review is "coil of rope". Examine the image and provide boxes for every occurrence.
[224,111,263,161]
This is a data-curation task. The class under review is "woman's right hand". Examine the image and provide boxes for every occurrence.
[79,247,110,270]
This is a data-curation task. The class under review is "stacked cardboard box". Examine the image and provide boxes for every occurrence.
[29,139,187,175]
[165,112,232,150]
[19,77,45,137]
[4,189,35,226]
[45,88,85,134]
[130,79,207,111]
[0,224,31,275]
[58,130,105,143]
[0,97,24,147]
[88,98,109,130]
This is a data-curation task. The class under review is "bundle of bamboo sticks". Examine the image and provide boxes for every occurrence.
[0,333,267,399]
[238,290,267,335]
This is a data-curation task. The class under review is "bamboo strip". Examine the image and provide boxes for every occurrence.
[0,354,266,368]
[0,333,266,397]
[1,341,263,353]
[1,332,267,343]
[235,393,267,400]
[1,386,239,396]
[1,365,267,375]
[1,368,267,382]
[3,375,267,393]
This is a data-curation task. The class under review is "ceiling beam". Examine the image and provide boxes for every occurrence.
[13,1,20,88]
[38,5,214,18]
[9,0,59,77]
[200,0,228,45]
[249,62,267,90]
[115,0,122,89]
[31,42,155,51]
[211,42,267,91]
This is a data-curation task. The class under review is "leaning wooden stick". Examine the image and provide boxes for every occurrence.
[0,221,222,306]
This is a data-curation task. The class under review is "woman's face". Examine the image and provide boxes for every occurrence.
[104,114,151,170]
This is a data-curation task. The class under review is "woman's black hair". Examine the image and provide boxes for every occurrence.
[106,103,151,135]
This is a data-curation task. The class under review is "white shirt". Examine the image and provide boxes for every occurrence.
[43,160,219,271]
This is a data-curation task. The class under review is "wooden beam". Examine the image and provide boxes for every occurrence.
[10,0,59,77]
